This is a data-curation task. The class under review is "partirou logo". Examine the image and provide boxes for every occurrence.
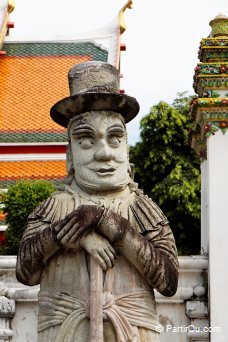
[155,324,221,334]
[155,325,163,333]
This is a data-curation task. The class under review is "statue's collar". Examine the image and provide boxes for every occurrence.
[63,182,138,203]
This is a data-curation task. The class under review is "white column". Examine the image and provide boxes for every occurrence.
[208,131,228,341]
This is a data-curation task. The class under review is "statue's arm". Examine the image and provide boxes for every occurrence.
[39,204,178,295]
[50,204,178,296]
[16,202,104,286]
[98,211,178,297]
[16,219,61,286]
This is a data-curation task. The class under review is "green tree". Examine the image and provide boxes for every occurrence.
[0,180,56,255]
[130,92,201,255]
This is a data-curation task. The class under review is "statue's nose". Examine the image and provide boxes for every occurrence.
[94,145,113,161]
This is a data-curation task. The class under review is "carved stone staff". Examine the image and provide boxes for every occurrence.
[90,256,103,341]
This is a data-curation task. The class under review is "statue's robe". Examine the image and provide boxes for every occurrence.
[16,184,178,342]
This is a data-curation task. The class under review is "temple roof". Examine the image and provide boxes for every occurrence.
[0,160,66,188]
[0,41,108,143]
[0,6,127,188]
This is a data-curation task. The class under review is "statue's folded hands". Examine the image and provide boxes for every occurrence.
[49,202,178,298]
[80,231,116,270]
[51,202,178,296]
[53,205,117,270]
[53,205,104,244]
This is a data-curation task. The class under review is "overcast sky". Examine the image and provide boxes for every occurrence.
[9,0,228,145]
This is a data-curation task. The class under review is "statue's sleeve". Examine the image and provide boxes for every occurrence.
[129,193,178,295]
[126,194,179,296]
[16,196,61,286]
[100,192,178,296]
[137,221,178,296]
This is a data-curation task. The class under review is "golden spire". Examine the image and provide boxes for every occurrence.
[118,0,133,35]
[0,0,15,48]
[8,0,15,14]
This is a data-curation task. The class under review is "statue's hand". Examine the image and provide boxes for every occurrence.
[97,210,129,244]
[52,205,104,246]
[80,232,116,270]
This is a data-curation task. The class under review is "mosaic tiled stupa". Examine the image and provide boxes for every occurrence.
[190,13,228,158]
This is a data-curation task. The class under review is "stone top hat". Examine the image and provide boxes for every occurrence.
[50,61,140,128]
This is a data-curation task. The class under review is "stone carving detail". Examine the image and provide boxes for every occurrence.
[186,301,209,341]
[0,284,15,342]
[16,61,178,341]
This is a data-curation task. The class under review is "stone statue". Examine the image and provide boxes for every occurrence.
[16,61,178,342]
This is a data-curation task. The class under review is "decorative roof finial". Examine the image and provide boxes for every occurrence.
[118,0,133,35]
[8,0,15,14]
[209,13,228,37]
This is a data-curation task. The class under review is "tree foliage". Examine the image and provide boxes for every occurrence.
[130,92,201,255]
[0,180,56,255]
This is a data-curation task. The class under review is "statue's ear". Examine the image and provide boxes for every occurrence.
[128,163,135,180]
[66,143,73,171]
[65,143,75,185]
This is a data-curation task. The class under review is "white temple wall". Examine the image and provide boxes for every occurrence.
[201,160,209,255]
[11,302,38,342]
[207,131,228,342]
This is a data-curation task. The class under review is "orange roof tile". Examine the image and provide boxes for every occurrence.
[0,160,66,181]
[0,55,91,133]
[0,212,6,222]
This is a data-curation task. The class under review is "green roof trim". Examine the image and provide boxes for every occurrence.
[0,178,65,189]
[3,42,108,61]
[0,132,68,143]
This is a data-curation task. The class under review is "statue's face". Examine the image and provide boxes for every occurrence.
[69,111,130,193]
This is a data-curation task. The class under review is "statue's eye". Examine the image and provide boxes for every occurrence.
[109,136,121,146]
[79,138,94,149]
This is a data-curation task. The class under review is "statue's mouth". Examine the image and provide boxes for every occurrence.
[94,167,116,175]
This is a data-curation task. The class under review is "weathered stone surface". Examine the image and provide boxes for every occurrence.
[0,296,15,318]
[16,62,179,341]
[0,285,15,341]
